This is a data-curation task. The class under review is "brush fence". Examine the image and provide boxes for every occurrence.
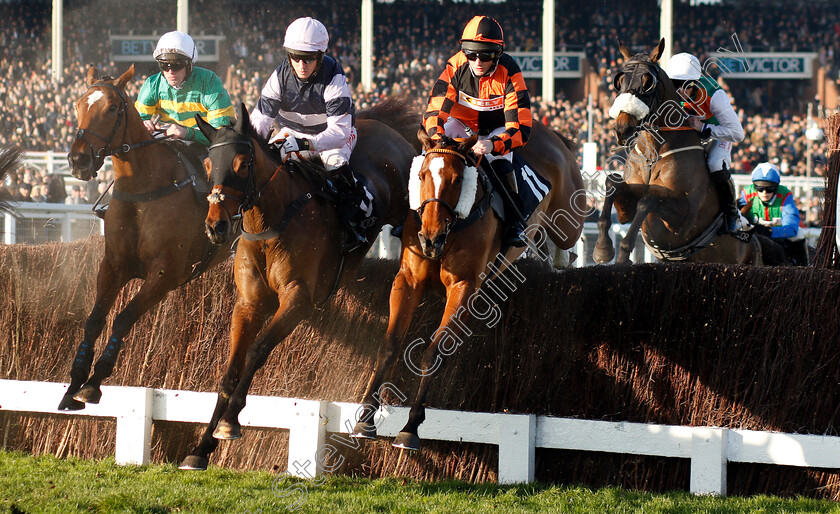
[3,379,839,496]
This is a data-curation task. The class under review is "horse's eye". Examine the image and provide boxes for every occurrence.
[108,104,118,112]
[613,72,625,92]
[455,176,464,185]
[643,72,657,93]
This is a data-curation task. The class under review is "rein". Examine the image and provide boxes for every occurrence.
[207,137,315,241]
[412,146,493,260]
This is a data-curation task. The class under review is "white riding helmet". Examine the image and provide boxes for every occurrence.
[283,17,329,53]
[153,31,197,62]
[666,53,701,81]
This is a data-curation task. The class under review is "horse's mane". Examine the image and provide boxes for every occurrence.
[0,145,21,213]
[357,95,422,152]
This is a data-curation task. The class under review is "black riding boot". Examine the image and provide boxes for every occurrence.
[710,167,740,234]
[332,164,368,253]
[490,159,527,248]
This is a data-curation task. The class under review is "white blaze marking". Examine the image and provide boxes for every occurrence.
[429,157,445,197]
[86,90,105,108]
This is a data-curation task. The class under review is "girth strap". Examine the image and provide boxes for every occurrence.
[112,175,197,202]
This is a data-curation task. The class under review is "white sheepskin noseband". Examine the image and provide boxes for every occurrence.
[408,154,477,219]
[453,165,477,219]
[609,92,651,121]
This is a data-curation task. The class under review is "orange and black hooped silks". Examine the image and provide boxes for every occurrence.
[460,15,504,46]
[423,52,532,155]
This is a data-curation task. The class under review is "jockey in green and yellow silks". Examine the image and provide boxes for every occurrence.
[135,31,234,146]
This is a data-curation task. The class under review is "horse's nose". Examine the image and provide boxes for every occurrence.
[205,219,229,244]
[68,152,92,179]
[418,231,446,259]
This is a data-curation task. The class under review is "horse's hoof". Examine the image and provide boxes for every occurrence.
[73,385,102,404]
[179,455,209,471]
[593,244,615,264]
[213,420,242,440]
[350,422,377,439]
[58,394,86,411]
[392,431,420,451]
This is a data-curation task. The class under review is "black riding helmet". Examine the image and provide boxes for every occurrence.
[460,16,505,75]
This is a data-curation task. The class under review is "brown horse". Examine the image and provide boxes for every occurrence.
[593,39,762,265]
[179,100,417,470]
[0,144,22,210]
[350,122,586,449]
[59,66,230,410]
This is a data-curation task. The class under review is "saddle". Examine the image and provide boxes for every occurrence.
[481,153,551,225]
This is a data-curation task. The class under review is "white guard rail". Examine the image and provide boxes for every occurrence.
[2,379,840,495]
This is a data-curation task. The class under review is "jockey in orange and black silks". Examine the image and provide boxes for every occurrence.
[422,15,533,247]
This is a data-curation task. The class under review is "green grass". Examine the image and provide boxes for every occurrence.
[1,449,838,513]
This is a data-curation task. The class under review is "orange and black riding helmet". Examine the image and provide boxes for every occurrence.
[460,15,504,53]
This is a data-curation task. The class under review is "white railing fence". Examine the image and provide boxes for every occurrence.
[2,379,839,496]
[2,203,822,266]
[2,202,103,245]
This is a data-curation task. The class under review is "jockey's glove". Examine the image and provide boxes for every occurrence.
[280,137,313,160]
[752,224,773,237]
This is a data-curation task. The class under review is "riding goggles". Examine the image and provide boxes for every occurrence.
[157,60,187,72]
[288,52,318,64]
[464,50,499,62]
[755,185,778,194]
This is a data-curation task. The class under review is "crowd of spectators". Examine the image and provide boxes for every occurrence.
[0,0,833,224]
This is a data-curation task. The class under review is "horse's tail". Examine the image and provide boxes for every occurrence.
[552,128,579,153]
[357,95,422,153]
[0,145,21,215]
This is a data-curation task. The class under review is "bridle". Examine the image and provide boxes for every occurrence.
[73,82,159,173]
[206,137,256,229]
[613,58,700,167]
[206,135,285,233]
[614,58,662,118]
[413,147,476,236]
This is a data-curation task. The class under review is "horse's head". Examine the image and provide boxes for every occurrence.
[68,65,134,180]
[196,103,254,244]
[609,39,671,145]
[411,129,479,259]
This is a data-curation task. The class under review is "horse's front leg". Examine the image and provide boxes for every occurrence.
[180,292,275,470]
[616,194,661,265]
[58,259,127,411]
[213,280,313,440]
[593,173,633,263]
[393,278,476,450]
[73,260,176,405]
[351,268,426,439]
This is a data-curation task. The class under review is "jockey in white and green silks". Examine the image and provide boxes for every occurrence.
[666,53,745,234]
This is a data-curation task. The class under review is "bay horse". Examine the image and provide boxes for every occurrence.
[350,122,586,450]
[0,144,22,210]
[179,100,417,470]
[59,65,230,411]
[594,39,762,265]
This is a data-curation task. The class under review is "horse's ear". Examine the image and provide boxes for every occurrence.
[458,134,478,155]
[86,66,99,85]
[114,65,135,89]
[234,103,248,133]
[194,114,217,140]
[417,128,433,152]
[618,39,632,61]
[649,38,665,62]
